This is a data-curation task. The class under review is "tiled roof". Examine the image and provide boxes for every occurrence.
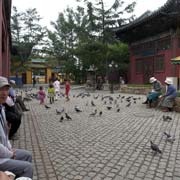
[116,0,174,33]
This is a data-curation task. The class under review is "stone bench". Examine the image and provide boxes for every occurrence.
[149,97,180,112]
[174,98,180,112]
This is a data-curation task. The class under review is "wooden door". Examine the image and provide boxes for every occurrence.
[143,57,154,83]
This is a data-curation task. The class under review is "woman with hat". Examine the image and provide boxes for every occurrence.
[142,77,162,107]
[158,78,177,112]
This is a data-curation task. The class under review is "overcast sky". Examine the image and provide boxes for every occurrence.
[12,0,167,28]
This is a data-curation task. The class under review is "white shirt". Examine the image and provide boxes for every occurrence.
[5,96,15,107]
[53,80,60,92]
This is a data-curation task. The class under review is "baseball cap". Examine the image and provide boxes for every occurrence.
[0,76,10,88]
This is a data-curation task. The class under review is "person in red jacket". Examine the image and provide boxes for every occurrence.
[65,79,70,101]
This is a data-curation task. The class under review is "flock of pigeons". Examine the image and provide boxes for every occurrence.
[49,92,142,123]
[21,88,175,156]
[150,115,175,155]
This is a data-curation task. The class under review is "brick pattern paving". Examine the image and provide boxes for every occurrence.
[11,90,180,180]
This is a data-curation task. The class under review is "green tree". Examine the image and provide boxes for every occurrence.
[107,42,129,75]
[77,0,136,43]
[11,7,46,70]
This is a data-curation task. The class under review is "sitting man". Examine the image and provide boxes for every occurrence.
[0,76,33,178]
[142,77,162,107]
[158,78,177,112]
[3,96,22,139]
[9,80,29,112]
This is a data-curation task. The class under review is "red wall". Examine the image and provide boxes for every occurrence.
[129,35,180,84]
[0,0,11,78]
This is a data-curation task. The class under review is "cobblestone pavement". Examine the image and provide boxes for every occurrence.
[11,89,180,180]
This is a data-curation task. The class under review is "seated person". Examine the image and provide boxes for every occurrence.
[9,80,29,112]
[142,77,162,107]
[0,76,33,179]
[158,78,177,112]
[3,96,22,139]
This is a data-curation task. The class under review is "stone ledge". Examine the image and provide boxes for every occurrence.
[120,86,151,95]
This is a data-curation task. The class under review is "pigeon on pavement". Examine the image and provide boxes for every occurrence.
[74,106,82,112]
[163,132,175,143]
[65,113,72,120]
[89,109,97,117]
[59,116,64,122]
[150,141,162,154]
[45,105,51,109]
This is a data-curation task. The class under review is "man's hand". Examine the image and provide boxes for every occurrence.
[11,149,16,159]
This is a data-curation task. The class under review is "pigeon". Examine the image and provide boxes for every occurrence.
[126,103,131,107]
[94,95,99,99]
[106,106,112,110]
[163,132,175,143]
[59,116,64,122]
[56,108,64,115]
[99,111,102,116]
[91,100,96,106]
[45,105,51,109]
[150,141,162,154]
[65,113,72,120]
[89,109,97,117]
[75,106,82,112]
[162,115,167,121]
[162,115,172,122]
[166,116,172,121]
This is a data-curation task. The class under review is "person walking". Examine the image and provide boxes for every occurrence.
[48,84,55,104]
[53,78,60,100]
[65,79,70,101]
[32,76,36,88]
[37,86,46,105]
[0,76,33,179]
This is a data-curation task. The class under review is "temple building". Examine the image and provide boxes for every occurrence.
[0,0,11,77]
[24,58,52,84]
[116,0,180,87]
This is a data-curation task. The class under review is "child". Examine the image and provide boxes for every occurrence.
[37,86,46,104]
[48,84,55,104]
[65,79,70,101]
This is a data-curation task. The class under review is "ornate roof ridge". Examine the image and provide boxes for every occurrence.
[116,0,174,32]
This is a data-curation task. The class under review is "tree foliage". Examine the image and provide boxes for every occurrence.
[11,7,46,71]
[47,0,135,82]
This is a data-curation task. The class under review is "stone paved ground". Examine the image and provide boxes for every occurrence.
[11,88,180,180]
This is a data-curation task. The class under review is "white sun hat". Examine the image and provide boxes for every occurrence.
[164,78,172,85]
[149,77,157,83]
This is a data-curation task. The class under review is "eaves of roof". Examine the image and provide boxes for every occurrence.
[116,0,174,33]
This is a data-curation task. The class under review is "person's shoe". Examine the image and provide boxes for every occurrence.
[142,101,148,104]
[162,108,169,112]
[24,108,30,111]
